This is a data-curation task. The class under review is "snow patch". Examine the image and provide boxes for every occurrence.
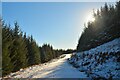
[69,38,120,79]
[3,54,87,78]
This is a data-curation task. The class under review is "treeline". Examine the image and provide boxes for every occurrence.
[77,1,120,52]
[63,49,76,54]
[2,21,64,76]
[40,44,63,63]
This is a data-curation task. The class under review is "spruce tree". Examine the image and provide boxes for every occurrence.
[2,25,13,76]
[77,1,120,52]
[10,22,27,71]
[27,36,41,65]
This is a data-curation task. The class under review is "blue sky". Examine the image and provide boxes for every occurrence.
[0,2,1,15]
[1,0,117,2]
[2,2,115,49]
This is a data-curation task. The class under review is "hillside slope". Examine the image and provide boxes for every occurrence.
[77,1,120,52]
[69,38,120,79]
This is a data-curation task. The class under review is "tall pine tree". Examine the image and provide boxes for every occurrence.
[2,24,13,76]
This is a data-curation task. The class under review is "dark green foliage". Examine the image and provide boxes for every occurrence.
[40,44,52,63]
[28,36,41,65]
[77,1,120,52]
[63,49,75,54]
[7,23,27,72]
[2,21,64,76]
[2,24,13,75]
[40,44,63,63]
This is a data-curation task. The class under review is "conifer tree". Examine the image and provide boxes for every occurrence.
[27,36,41,65]
[10,22,27,71]
[77,1,120,52]
[2,25,13,76]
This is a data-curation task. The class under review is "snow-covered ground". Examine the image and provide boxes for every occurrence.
[69,38,120,79]
[4,54,87,78]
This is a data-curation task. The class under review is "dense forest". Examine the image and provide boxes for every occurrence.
[77,1,120,52]
[2,21,65,76]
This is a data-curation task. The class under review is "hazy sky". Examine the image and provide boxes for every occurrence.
[2,2,115,49]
